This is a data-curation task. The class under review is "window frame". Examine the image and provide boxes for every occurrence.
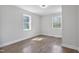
[52,15,62,29]
[23,14,31,31]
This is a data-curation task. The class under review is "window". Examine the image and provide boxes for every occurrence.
[23,14,31,31]
[52,16,62,28]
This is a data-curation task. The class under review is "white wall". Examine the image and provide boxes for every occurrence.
[0,7,2,45]
[62,5,78,50]
[41,14,62,37]
[0,6,41,47]
[77,6,79,50]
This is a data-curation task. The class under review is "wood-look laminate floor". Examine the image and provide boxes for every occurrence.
[0,35,78,53]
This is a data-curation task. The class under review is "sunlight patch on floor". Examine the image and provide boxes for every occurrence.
[32,38,44,41]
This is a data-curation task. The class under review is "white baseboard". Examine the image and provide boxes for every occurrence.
[0,35,39,48]
[0,34,60,48]
[0,37,26,48]
[62,43,77,50]
[41,34,62,38]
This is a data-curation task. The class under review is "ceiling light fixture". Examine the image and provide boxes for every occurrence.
[40,5,48,8]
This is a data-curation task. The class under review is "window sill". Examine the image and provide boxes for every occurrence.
[24,29,31,31]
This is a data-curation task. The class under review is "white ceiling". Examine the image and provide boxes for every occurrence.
[17,5,62,16]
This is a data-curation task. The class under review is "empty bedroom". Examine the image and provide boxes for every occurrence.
[0,5,78,53]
